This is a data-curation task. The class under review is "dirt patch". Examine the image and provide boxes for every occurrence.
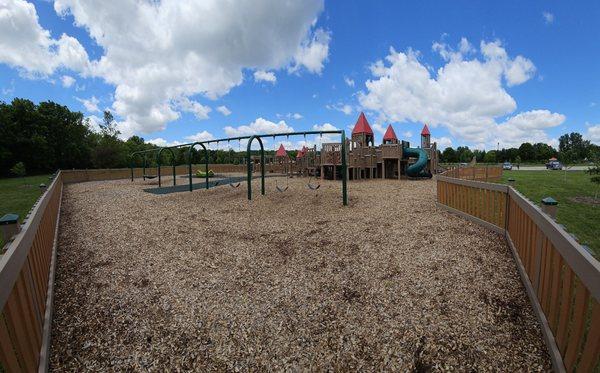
[568,196,600,206]
[50,177,550,371]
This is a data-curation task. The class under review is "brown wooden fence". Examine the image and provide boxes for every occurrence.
[442,165,503,181]
[0,172,63,372]
[437,175,600,372]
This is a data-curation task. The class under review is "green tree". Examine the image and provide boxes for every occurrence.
[441,147,457,163]
[483,150,497,163]
[559,132,591,162]
[10,162,26,177]
[518,142,535,162]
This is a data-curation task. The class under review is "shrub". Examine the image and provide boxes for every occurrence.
[10,162,26,177]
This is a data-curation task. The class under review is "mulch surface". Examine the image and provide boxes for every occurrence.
[50,177,550,371]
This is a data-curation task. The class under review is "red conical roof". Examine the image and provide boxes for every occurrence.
[352,112,374,135]
[421,124,430,136]
[296,147,304,158]
[383,124,397,141]
[275,144,288,157]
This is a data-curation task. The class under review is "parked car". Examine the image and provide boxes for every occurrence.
[503,162,512,170]
[546,160,563,170]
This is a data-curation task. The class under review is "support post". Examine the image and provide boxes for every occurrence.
[341,131,348,206]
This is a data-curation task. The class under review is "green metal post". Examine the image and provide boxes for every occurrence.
[341,130,348,206]
[246,135,265,200]
[187,142,208,192]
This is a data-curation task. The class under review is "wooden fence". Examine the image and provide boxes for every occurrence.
[0,172,63,372]
[437,175,600,372]
[442,165,503,181]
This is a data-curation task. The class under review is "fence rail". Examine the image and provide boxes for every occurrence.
[442,164,503,181]
[436,175,600,372]
[0,172,63,372]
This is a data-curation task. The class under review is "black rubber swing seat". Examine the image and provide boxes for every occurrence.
[307,183,320,190]
[143,175,157,179]
[276,185,289,193]
[229,182,241,188]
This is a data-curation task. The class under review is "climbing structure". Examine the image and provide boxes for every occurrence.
[317,112,438,180]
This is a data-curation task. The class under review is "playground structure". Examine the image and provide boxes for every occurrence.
[128,112,438,204]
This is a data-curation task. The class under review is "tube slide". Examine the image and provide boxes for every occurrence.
[403,147,432,178]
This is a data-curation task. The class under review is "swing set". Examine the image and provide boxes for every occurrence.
[129,130,348,205]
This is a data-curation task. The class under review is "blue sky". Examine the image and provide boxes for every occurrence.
[1,0,599,150]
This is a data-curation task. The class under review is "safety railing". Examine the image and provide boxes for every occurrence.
[436,175,600,372]
[0,172,63,372]
[442,164,503,181]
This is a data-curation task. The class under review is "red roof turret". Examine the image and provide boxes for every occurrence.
[383,124,398,141]
[275,144,288,158]
[352,112,374,135]
[421,124,430,136]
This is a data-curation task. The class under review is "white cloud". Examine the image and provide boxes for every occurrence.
[495,110,565,147]
[61,75,76,88]
[359,38,558,147]
[289,28,330,74]
[543,11,554,24]
[326,103,353,115]
[254,70,277,84]
[84,115,102,132]
[224,117,294,137]
[2,0,328,135]
[432,136,452,149]
[147,138,184,147]
[587,124,600,145]
[403,131,413,138]
[176,97,211,120]
[185,130,214,143]
[76,96,100,113]
[344,76,355,87]
[216,105,231,116]
[0,0,89,76]
[287,112,303,120]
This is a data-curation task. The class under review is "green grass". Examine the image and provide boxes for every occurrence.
[0,174,50,247]
[500,170,600,259]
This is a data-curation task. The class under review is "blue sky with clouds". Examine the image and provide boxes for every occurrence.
[1,0,599,150]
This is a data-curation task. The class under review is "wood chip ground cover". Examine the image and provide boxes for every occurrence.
[50,177,550,371]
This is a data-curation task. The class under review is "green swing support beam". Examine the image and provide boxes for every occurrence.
[129,130,348,205]
[129,147,177,187]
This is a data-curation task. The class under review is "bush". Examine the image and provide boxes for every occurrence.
[10,162,26,177]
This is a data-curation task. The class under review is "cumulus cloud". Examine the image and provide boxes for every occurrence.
[326,103,353,115]
[344,77,355,87]
[61,75,76,88]
[359,38,561,148]
[224,117,294,137]
[1,0,329,136]
[176,97,211,120]
[76,96,100,113]
[587,124,600,145]
[147,138,183,147]
[216,105,231,116]
[289,28,330,74]
[543,11,554,24]
[185,130,214,143]
[84,115,102,132]
[254,70,277,84]
[0,0,90,77]
[432,136,452,149]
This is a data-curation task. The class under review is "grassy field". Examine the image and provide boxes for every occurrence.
[0,175,50,246]
[501,170,599,258]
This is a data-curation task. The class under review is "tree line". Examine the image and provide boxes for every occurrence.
[439,133,599,164]
[0,98,284,177]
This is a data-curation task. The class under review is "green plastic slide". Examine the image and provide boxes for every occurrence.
[404,147,432,178]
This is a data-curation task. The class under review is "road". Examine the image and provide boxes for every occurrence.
[512,165,589,171]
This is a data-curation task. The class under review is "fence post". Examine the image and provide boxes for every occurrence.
[485,165,488,182]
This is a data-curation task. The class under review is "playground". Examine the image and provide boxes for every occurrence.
[49,177,550,370]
